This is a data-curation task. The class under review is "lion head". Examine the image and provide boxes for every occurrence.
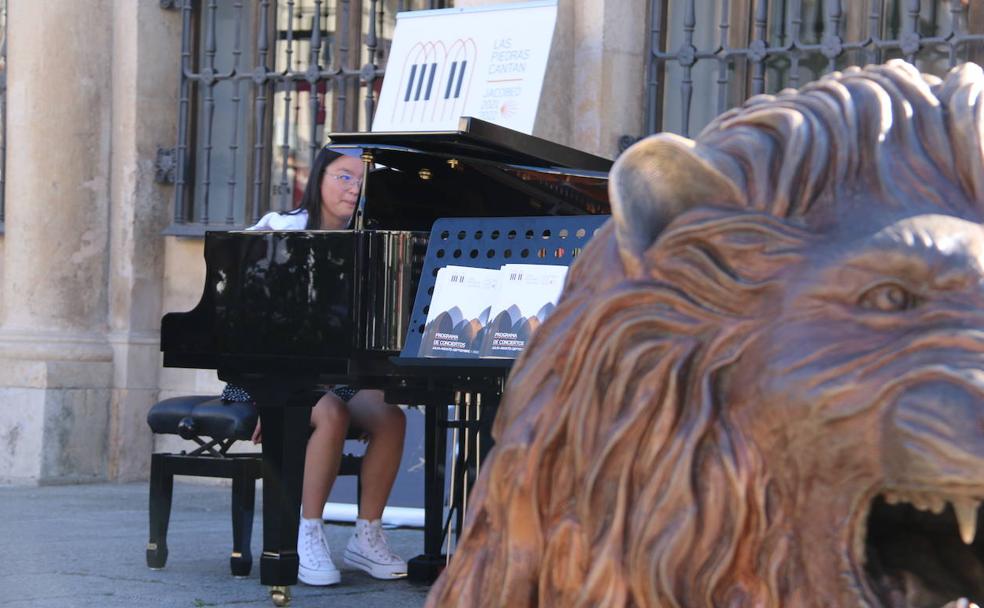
[426,60,984,608]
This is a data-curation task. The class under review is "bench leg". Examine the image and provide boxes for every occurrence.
[230,461,256,577]
[147,453,173,569]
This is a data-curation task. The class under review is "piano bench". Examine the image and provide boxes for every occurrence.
[145,395,363,578]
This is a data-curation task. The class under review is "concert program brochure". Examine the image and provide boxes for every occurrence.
[418,265,499,357]
[479,263,569,358]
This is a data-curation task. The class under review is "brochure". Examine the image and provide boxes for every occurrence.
[418,265,499,357]
[479,264,568,358]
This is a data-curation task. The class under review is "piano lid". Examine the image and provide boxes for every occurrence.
[327,117,613,174]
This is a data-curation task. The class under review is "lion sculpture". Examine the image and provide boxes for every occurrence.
[426,60,984,608]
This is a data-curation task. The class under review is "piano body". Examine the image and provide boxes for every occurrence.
[161,118,611,603]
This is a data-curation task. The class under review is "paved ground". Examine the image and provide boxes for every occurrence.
[0,482,431,608]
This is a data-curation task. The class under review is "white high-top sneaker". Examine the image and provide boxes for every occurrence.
[343,518,408,579]
[297,518,341,586]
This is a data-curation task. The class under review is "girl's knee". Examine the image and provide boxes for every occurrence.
[311,395,350,429]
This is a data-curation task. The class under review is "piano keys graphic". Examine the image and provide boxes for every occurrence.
[390,39,477,127]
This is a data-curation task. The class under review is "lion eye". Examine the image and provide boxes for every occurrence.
[858,283,919,312]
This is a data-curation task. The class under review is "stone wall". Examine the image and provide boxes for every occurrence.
[106,1,182,481]
[0,0,648,483]
[0,236,4,321]
[0,2,181,484]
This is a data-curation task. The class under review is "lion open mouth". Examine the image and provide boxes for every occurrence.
[863,492,984,608]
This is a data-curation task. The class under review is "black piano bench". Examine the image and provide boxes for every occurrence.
[145,395,365,578]
[146,395,262,577]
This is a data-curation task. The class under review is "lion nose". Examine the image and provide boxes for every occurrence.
[884,381,984,486]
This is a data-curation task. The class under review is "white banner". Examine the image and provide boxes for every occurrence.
[371,1,558,134]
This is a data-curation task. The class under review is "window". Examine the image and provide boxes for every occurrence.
[168,0,450,234]
[645,0,984,138]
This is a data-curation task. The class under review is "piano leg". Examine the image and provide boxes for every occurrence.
[257,404,311,605]
[408,401,448,583]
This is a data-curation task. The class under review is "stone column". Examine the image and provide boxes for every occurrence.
[0,1,115,483]
[570,1,647,158]
[105,1,180,481]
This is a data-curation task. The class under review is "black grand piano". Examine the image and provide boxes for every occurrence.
[161,118,610,604]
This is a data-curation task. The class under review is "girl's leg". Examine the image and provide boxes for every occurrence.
[301,392,350,519]
[345,389,406,520]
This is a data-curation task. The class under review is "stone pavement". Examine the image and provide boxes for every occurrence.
[0,482,431,608]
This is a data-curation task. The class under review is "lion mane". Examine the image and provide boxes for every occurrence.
[426,61,984,607]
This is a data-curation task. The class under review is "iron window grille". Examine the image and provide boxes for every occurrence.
[167,0,449,235]
[644,0,984,140]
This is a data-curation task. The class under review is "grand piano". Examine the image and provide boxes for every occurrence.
[161,118,611,604]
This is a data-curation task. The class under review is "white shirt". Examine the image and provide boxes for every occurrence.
[247,210,309,231]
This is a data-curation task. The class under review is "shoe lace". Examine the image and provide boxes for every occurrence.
[302,524,332,567]
[319,525,332,555]
[362,522,400,561]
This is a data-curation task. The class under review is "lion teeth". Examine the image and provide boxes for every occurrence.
[885,491,945,513]
[951,498,980,545]
[911,495,931,512]
[881,492,981,542]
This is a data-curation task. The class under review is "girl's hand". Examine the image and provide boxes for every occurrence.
[251,418,262,444]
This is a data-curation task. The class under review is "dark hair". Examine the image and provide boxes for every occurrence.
[291,147,346,229]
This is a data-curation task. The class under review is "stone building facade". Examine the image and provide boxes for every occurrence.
[2,0,981,484]
[0,1,180,483]
[0,0,647,484]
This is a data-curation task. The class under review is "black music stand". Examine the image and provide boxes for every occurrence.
[391,215,609,583]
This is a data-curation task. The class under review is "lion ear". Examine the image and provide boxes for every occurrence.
[610,134,743,277]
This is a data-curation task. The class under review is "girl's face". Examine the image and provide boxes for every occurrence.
[319,155,365,229]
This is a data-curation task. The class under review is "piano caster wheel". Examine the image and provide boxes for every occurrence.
[269,586,291,607]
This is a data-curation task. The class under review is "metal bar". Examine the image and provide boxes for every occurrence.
[825,0,842,73]
[904,0,921,63]
[251,0,272,224]
[679,0,696,136]
[308,0,324,168]
[174,0,195,225]
[444,394,461,561]
[771,0,788,91]
[199,0,219,225]
[868,0,883,65]
[716,0,731,115]
[750,0,767,96]
[364,0,381,125]
[948,0,964,67]
[789,0,803,88]
[337,0,351,130]
[276,0,296,212]
[225,1,245,226]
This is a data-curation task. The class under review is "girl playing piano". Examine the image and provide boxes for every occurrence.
[225,147,407,586]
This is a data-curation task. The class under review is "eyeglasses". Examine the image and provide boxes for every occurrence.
[327,173,362,189]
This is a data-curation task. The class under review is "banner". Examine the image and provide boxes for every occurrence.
[372,0,558,134]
